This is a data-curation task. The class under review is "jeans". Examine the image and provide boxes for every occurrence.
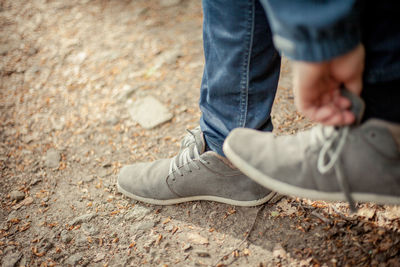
[199,0,281,156]
[199,0,400,156]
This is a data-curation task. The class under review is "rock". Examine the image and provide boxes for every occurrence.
[187,233,209,245]
[128,96,173,129]
[182,243,192,252]
[130,221,155,233]
[60,230,73,243]
[74,234,87,246]
[10,190,25,202]
[93,253,106,262]
[1,251,22,267]
[81,223,99,235]
[82,176,94,183]
[106,116,119,126]
[45,149,61,168]
[272,244,287,259]
[358,208,375,219]
[276,198,297,216]
[69,213,97,226]
[124,206,151,221]
[159,0,181,7]
[117,84,138,101]
[154,48,182,68]
[64,253,82,265]
[51,117,65,131]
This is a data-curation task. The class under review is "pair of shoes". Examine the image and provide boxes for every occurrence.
[223,92,400,210]
[117,127,278,206]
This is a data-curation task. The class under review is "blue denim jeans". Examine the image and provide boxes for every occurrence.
[199,0,281,156]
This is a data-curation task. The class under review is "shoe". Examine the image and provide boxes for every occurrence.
[118,127,278,206]
[224,97,400,210]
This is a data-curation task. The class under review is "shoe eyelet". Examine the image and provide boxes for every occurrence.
[172,178,176,181]
[370,132,376,138]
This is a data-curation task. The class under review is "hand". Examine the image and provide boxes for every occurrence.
[292,44,365,126]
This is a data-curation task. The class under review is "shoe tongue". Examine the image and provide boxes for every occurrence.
[193,130,206,154]
[340,87,365,125]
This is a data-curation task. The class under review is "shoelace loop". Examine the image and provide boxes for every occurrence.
[315,126,357,212]
[169,129,208,178]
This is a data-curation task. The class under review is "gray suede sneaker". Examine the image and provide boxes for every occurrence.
[224,119,400,210]
[118,127,278,206]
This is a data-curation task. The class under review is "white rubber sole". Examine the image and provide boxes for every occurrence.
[223,141,400,206]
[117,182,279,207]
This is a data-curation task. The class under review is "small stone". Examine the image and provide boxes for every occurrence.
[106,116,119,126]
[69,213,97,226]
[195,250,210,257]
[60,230,73,243]
[74,234,87,246]
[187,233,209,245]
[154,48,182,67]
[273,244,287,259]
[64,253,82,265]
[128,96,173,129]
[117,84,137,101]
[45,149,61,168]
[10,190,25,202]
[130,221,155,233]
[93,253,105,263]
[82,176,94,183]
[81,223,99,235]
[1,251,22,267]
[125,206,151,221]
[182,243,192,252]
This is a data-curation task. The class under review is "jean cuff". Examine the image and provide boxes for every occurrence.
[273,32,361,62]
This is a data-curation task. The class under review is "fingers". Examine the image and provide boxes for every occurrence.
[303,99,355,126]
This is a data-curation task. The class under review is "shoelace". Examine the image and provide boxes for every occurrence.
[169,129,208,178]
[314,125,357,212]
[180,127,200,148]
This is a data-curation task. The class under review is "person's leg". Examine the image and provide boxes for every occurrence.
[117,0,282,206]
[223,2,400,209]
[200,0,281,156]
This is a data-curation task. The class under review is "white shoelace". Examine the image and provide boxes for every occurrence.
[312,125,356,211]
[169,128,208,178]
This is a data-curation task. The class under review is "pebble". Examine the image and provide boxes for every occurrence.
[60,230,73,243]
[45,149,61,168]
[10,190,25,201]
[124,206,151,221]
[116,84,137,102]
[128,96,173,129]
[130,221,155,233]
[182,243,192,252]
[74,234,87,246]
[64,253,82,265]
[69,213,97,226]
[81,223,100,235]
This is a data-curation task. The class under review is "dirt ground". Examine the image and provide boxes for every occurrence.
[1,0,400,266]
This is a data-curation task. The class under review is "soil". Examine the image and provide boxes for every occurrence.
[1,0,399,266]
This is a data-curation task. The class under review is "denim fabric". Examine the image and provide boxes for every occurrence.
[261,0,400,84]
[199,0,281,156]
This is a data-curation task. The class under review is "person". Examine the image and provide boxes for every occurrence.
[118,1,400,209]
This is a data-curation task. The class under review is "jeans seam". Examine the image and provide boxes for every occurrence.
[239,0,255,128]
